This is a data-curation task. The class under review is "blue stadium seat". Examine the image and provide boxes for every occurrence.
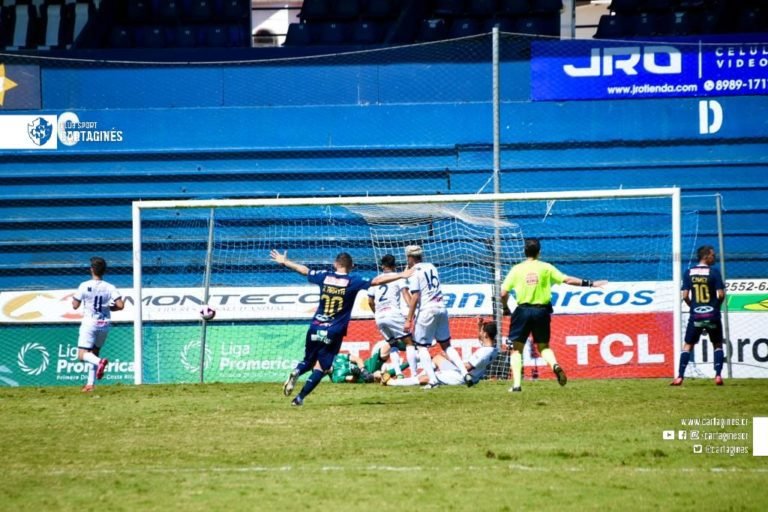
[630,12,659,36]
[108,25,132,48]
[698,11,727,34]
[608,0,641,14]
[466,0,496,18]
[125,1,151,24]
[515,15,559,36]
[299,0,331,22]
[417,18,448,42]
[484,16,516,32]
[500,0,530,16]
[284,22,313,45]
[154,0,182,23]
[183,0,213,22]
[333,0,363,20]
[449,18,482,38]
[594,14,627,39]
[204,24,228,46]
[365,0,400,19]
[316,22,350,44]
[662,10,695,36]
[737,8,767,33]
[352,20,384,44]
[529,0,562,14]
[135,25,166,48]
[433,0,466,18]
[216,0,248,21]
[173,25,198,47]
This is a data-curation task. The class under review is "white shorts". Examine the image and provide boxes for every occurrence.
[375,315,409,342]
[413,307,450,347]
[78,323,110,350]
[435,359,464,385]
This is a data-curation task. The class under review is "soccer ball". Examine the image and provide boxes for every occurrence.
[200,305,216,321]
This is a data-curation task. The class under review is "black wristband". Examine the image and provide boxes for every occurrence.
[582,279,593,287]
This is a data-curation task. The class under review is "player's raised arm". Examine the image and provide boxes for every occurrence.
[270,249,309,276]
[371,265,414,286]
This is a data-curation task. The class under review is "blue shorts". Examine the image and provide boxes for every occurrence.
[302,329,344,371]
[507,305,552,346]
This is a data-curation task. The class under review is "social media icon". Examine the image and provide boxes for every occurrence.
[663,430,675,440]
[693,445,703,454]
[691,431,700,440]
[678,431,688,440]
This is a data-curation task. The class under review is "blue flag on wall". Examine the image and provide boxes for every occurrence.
[0,64,42,110]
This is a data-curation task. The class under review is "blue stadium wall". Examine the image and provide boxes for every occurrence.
[0,36,767,290]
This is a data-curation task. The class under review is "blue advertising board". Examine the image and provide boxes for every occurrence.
[532,36,768,101]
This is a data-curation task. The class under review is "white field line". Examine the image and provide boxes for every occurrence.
[6,464,768,477]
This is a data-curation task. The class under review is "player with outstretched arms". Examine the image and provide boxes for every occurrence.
[367,254,415,379]
[672,244,726,386]
[72,256,124,392]
[272,250,413,406]
[403,245,471,388]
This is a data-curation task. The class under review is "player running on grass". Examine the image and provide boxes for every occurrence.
[404,245,471,389]
[72,256,124,392]
[501,238,606,392]
[671,245,726,386]
[272,250,412,406]
[367,254,416,379]
[383,317,498,387]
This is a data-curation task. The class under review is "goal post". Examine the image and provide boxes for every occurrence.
[131,188,681,385]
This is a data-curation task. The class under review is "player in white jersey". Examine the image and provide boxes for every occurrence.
[384,318,498,387]
[403,245,472,388]
[367,254,416,378]
[72,257,124,392]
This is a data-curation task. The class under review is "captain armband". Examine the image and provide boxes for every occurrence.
[581,279,594,288]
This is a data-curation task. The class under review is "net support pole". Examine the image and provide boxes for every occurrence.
[672,188,682,378]
[131,202,144,385]
[199,208,215,384]
[715,194,732,378]
[491,25,504,348]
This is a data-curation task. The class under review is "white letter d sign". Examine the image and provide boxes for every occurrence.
[699,100,723,135]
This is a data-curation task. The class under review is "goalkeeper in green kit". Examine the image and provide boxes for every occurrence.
[330,341,409,384]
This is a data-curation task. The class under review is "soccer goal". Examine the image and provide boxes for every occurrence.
[131,188,681,385]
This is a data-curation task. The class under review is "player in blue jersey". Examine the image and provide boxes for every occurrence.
[672,245,726,386]
[270,249,413,406]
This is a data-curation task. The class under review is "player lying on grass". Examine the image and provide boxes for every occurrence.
[382,318,498,388]
[330,342,409,384]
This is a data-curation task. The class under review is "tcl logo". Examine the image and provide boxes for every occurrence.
[566,333,665,365]
[563,46,682,77]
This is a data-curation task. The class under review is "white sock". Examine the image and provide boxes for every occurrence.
[406,345,418,378]
[86,366,96,386]
[389,349,403,376]
[386,376,421,386]
[82,351,101,366]
[444,345,467,376]
[418,346,437,385]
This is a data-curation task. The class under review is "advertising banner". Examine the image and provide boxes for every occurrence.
[0,281,673,324]
[532,37,768,101]
[0,325,134,387]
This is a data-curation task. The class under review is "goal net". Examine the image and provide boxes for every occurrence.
[131,189,681,385]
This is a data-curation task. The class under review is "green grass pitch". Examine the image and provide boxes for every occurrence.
[1,378,766,511]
